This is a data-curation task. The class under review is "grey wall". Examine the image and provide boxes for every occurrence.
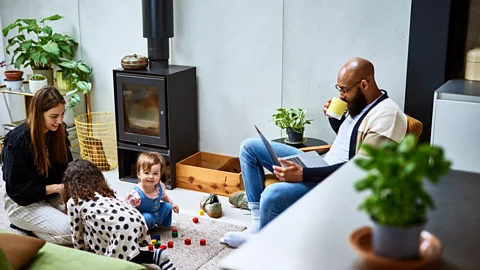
[1,0,412,156]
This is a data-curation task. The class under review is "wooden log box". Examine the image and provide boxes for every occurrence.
[176,152,244,196]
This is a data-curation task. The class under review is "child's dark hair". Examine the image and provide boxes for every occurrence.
[62,159,116,204]
[136,152,166,180]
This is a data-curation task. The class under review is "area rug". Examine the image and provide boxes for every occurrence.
[0,187,245,270]
[149,214,246,270]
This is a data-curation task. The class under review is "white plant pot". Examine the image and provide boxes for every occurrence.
[4,79,23,90]
[29,79,48,93]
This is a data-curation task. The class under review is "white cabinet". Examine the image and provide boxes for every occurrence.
[431,80,480,174]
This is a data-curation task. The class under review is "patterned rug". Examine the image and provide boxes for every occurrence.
[149,214,245,270]
[0,185,246,269]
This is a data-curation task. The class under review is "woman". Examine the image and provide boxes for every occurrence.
[1,86,73,245]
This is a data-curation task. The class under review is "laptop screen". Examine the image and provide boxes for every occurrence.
[254,125,282,167]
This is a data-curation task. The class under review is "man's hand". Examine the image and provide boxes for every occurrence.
[272,159,303,182]
[323,99,332,117]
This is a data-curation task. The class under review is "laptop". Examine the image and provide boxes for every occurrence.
[254,125,328,168]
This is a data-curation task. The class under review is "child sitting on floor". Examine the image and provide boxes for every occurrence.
[124,152,179,230]
[62,159,176,269]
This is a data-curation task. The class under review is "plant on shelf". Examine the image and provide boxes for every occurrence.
[1,59,24,82]
[2,14,78,84]
[353,134,451,260]
[271,108,313,143]
[57,58,93,110]
[29,74,47,93]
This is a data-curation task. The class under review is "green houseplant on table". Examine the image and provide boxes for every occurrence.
[2,14,78,85]
[271,108,313,143]
[354,134,451,260]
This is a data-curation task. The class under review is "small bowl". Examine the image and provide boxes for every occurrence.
[349,226,443,269]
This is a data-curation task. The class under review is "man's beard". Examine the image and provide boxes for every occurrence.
[347,87,368,117]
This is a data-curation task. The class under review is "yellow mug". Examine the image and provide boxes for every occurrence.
[326,97,347,120]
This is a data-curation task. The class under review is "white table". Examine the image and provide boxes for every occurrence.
[219,159,480,270]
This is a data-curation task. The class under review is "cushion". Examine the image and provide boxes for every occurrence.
[0,232,45,270]
[0,248,13,270]
[27,242,147,270]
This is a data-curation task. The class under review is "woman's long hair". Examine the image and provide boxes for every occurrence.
[62,160,116,204]
[27,86,68,176]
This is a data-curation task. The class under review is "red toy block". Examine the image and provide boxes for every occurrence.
[192,217,199,223]
[200,239,206,246]
[160,244,167,250]
[148,244,154,251]
[184,238,191,245]
[172,228,178,233]
[167,240,174,248]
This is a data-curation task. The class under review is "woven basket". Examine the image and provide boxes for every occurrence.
[75,112,117,171]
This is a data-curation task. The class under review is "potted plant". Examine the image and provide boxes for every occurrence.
[2,14,78,85]
[57,58,93,110]
[29,74,47,93]
[1,59,24,90]
[354,134,451,260]
[271,108,313,143]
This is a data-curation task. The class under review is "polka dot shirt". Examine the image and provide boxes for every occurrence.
[67,193,151,260]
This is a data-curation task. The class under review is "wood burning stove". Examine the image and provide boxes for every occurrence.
[113,0,198,189]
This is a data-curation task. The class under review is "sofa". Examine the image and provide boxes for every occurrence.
[0,231,146,270]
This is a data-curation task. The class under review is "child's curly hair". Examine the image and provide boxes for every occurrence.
[62,159,116,204]
[136,152,166,181]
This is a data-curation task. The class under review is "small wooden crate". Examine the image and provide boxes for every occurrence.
[176,152,244,196]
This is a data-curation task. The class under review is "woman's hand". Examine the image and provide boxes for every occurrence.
[272,159,303,182]
[172,203,180,213]
[46,184,64,195]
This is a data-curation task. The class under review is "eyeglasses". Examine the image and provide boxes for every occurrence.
[335,79,368,94]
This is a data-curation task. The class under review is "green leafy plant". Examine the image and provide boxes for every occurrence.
[57,58,93,109]
[30,74,46,81]
[354,134,451,227]
[2,14,78,70]
[271,108,313,133]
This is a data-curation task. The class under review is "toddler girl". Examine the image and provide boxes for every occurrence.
[124,152,179,230]
[62,159,176,269]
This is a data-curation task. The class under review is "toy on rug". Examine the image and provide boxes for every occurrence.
[192,217,199,223]
[172,228,178,238]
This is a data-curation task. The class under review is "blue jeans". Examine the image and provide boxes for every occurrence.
[141,202,173,230]
[239,138,318,229]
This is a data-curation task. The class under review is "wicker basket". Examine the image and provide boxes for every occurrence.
[75,112,117,171]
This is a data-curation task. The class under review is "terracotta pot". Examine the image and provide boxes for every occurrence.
[121,54,149,70]
[4,70,24,81]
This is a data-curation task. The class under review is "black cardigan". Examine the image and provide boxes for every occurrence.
[1,123,73,206]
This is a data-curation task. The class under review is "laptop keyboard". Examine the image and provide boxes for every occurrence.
[285,157,307,168]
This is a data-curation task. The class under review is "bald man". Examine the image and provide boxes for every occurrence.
[221,58,407,248]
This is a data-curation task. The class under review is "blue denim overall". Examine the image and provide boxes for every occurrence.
[133,184,172,230]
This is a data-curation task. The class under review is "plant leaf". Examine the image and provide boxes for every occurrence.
[66,89,78,96]
[77,62,92,74]
[41,26,53,36]
[2,22,21,36]
[40,14,63,23]
[58,60,77,69]
[42,41,60,55]
[58,44,72,55]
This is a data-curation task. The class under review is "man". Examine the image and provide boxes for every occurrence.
[221,57,407,248]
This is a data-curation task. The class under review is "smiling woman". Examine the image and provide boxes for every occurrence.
[0,86,73,245]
